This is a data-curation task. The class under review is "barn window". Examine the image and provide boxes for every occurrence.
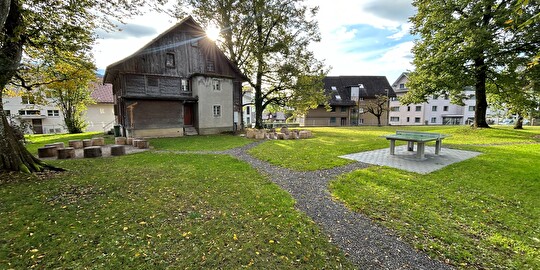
[147,77,159,87]
[206,60,215,72]
[181,79,189,91]
[166,53,175,68]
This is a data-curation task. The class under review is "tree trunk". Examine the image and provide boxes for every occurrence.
[513,115,524,129]
[0,0,10,32]
[474,57,490,128]
[0,0,57,173]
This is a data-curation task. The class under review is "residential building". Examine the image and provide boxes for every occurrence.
[300,76,395,126]
[242,90,255,128]
[85,82,115,132]
[3,91,66,134]
[104,16,247,137]
[389,72,476,125]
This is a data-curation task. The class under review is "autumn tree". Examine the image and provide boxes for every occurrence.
[175,0,328,128]
[0,0,166,173]
[403,0,540,128]
[361,95,389,127]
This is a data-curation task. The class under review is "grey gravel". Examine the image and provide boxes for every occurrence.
[169,142,453,270]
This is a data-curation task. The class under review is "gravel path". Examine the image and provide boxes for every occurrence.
[168,142,453,269]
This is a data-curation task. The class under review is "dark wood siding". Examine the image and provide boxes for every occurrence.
[125,100,183,129]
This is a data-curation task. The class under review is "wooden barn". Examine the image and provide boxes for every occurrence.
[104,16,247,137]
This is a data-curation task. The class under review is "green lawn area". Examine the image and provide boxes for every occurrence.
[248,126,540,171]
[24,132,114,154]
[5,126,540,269]
[0,151,351,268]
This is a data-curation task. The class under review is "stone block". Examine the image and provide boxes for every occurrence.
[57,147,76,159]
[83,146,102,158]
[110,145,126,156]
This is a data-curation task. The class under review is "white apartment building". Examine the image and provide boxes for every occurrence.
[389,73,476,126]
[3,83,115,134]
[3,93,67,134]
[242,90,256,128]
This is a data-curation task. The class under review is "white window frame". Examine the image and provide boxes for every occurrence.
[47,110,60,117]
[213,79,221,91]
[213,104,221,118]
[181,79,189,92]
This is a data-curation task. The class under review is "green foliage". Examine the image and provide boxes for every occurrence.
[0,153,353,269]
[330,143,540,269]
[404,0,540,128]
[176,0,327,128]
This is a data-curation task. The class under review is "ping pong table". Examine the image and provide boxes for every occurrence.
[384,130,448,159]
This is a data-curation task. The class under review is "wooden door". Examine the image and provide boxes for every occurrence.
[184,104,193,126]
[32,119,43,134]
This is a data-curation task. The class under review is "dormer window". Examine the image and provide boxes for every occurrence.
[359,84,364,88]
[331,86,337,91]
[399,83,405,89]
[335,95,342,100]
[166,53,175,68]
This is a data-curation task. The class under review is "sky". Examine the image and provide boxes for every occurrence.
[92,0,416,84]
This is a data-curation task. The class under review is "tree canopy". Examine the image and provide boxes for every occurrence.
[403,0,540,128]
[175,0,328,128]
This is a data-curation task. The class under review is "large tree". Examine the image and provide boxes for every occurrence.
[175,0,328,128]
[403,0,540,128]
[361,95,390,127]
[0,0,165,173]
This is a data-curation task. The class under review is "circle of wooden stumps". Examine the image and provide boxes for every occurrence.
[57,147,76,159]
[83,146,102,158]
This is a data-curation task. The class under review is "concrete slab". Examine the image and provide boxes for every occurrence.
[340,146,481,174]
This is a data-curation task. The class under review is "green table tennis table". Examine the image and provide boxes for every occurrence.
[384,130,449,159]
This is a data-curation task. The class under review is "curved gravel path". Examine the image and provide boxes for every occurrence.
[167,142,453,270]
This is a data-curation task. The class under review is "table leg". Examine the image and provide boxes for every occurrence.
[389,140,395,155]
[435,140,441,155]
[407,141,414,151]
[416,142,425,159]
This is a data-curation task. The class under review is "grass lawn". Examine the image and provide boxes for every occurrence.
[24,132,114,154]
[150,134,254,151]
[0,135,352,269]
[248,126,540,171]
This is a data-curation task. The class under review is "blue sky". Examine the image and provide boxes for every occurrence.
[93,0,416,84]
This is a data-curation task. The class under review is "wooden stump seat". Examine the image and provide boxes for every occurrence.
[82,139,93,147]
[134,140,149,149]
[83,146,102,158]
[68,140,83,149]
[126,138,133,145]
[114,137,127,145]
[110,145,126,156]
[38,146,57,158]
[45,142,64,149]
[57,147,76,159]
[91,137,105,146]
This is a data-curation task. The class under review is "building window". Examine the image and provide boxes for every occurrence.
[207,60,215,72]
[330,117,336,124]
[359,97,364,101]
[407,106,411,112]
[390,97,398,101]
[246,106,250,115]
[390,116,399,122]
[99,108,105,114]
[181,79,189,92]
[415,106,421,111]
[431,117,437,123]
[399,83,405,89]
[390,106,400,112]
[213,105,221,117]
[406,117,410,122]
[147,77,159,87]
[358,118,364,124]
[246,117,250,124]
[165,53,175,68]
[443,106,449,111]
[330,106,336,112]
[213,79,221,91]
[468,106,475,111]
[340,106,347,112]
[19,110,40,116]
[21,95,35,104]
[469,94,476,100]
[432,105,437,111]
[47,110,59,117]
[415,117,421,123]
